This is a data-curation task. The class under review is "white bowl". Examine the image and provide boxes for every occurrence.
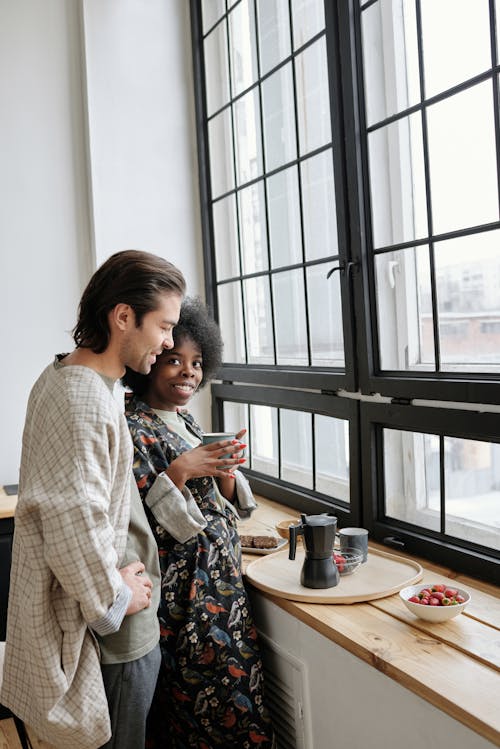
[399,583,471,622]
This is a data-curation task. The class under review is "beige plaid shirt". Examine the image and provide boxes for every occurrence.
[1,360,132,749]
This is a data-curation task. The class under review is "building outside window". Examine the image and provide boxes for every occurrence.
[191,0,500,584]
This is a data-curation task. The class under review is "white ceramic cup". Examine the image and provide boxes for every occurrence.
[337,527,368,563]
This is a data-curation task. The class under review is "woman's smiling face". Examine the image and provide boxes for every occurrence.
[145,335,203,411]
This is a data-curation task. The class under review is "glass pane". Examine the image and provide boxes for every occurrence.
[261,63,297,171]
[233,88,263,185]
[202,0,225,33]
[427,82,498,235]
[213,195,239,280]
[218,282,246,363]
[435,231,500,372]
[306,262,345,367]
[375,247,435,371]
[243,276,274,363]
[229,0,258,96]
[208,108,235,198]
[267,166,302,268]
[272,269,308,365]
[257,0,291,75]
[238,181,269,274]
[295,38,332,155]
[383,428,440,531]
[315,415,349,501]
[250,404,278,476]
[204,21,230,116]
[361,0,420,126]
[223,401,250,467]
[301,150,339,261]
[421,0,491,99]
[291,0,325,49]
[368,113,427,249]
[280,409,312,489]
[444,437,500,550]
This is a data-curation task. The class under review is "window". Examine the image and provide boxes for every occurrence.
[192,0,500,583]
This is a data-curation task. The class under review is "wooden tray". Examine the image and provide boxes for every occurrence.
[245,546,423,603]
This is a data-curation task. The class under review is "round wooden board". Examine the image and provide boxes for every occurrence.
[245,546,423,603]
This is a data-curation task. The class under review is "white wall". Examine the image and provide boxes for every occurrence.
[0,0,206,485]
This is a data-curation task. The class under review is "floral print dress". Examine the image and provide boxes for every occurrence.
[125,395,274,749]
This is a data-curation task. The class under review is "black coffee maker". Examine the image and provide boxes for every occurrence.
[288,513,339,589]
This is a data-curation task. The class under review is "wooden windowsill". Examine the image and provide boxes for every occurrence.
[239,495,500,747]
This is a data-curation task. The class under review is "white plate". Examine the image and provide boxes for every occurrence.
[241,537,287,555]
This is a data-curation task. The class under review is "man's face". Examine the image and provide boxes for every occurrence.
[121,292,182,375]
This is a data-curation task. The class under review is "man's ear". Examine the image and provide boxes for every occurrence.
[110,303,135,332]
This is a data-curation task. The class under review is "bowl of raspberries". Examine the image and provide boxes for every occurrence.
[399,582,470,622]
[333,547,363,575]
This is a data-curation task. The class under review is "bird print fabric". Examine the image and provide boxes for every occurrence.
[125,395,274,748]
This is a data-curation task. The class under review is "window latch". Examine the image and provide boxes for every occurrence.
[326,261,360,279]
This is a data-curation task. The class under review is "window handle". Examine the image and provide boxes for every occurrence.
[326,261,360,280]
[326,263,344,279]
[383,535,406,549]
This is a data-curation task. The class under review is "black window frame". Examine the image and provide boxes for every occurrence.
[191,0,500,583]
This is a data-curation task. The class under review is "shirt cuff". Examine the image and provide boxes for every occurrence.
[233,470,257,518]
[89,581,132,636]
[145,472,207,543]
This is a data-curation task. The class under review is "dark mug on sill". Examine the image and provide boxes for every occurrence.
[337,527,368,563]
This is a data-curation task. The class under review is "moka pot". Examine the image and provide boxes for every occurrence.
[288,513,339,589]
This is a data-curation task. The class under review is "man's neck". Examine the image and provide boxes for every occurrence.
[61,348,124,380]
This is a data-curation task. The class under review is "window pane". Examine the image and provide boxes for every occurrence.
[243,276,274,363]
[234,88,263,185]
[435,231,500,372]
[291,0,325,49]
[315,415,349,501]
[361,0,420,126]
[368,113,427,249]
[444,437,500,550]
[261,63,297,171]
[427,82,498,235]
[208,108,235,198]
[295,38,332,155]
[213,195,239,280]
[204,21,230,116]
[201,0,225,33]
[256,0,291,76]
[229,0,258,96]
[251,404,278,476]
[267,166,302,268]
[375,247,435,371]
[306,262,345,367]
[301,150,339,261]
[383,429,440,532]
[421,0,491,99]
[280,409,312,488]
[238,181,268,274]
[272,269,308,365]
[223,402,251,467]
[218,282,245,363]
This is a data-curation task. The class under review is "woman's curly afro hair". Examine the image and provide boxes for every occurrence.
[123,296,223,397]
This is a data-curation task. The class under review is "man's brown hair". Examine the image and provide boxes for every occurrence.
[73,250,186,353]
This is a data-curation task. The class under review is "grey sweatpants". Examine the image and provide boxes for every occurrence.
[100,644,161,749]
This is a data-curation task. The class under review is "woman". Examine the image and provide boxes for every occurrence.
[123,297,274,749]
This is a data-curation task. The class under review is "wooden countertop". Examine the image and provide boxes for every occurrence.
[239,496,500,747]
[0,487,16,520]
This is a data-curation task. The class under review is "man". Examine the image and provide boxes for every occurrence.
[0,250,185,749]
